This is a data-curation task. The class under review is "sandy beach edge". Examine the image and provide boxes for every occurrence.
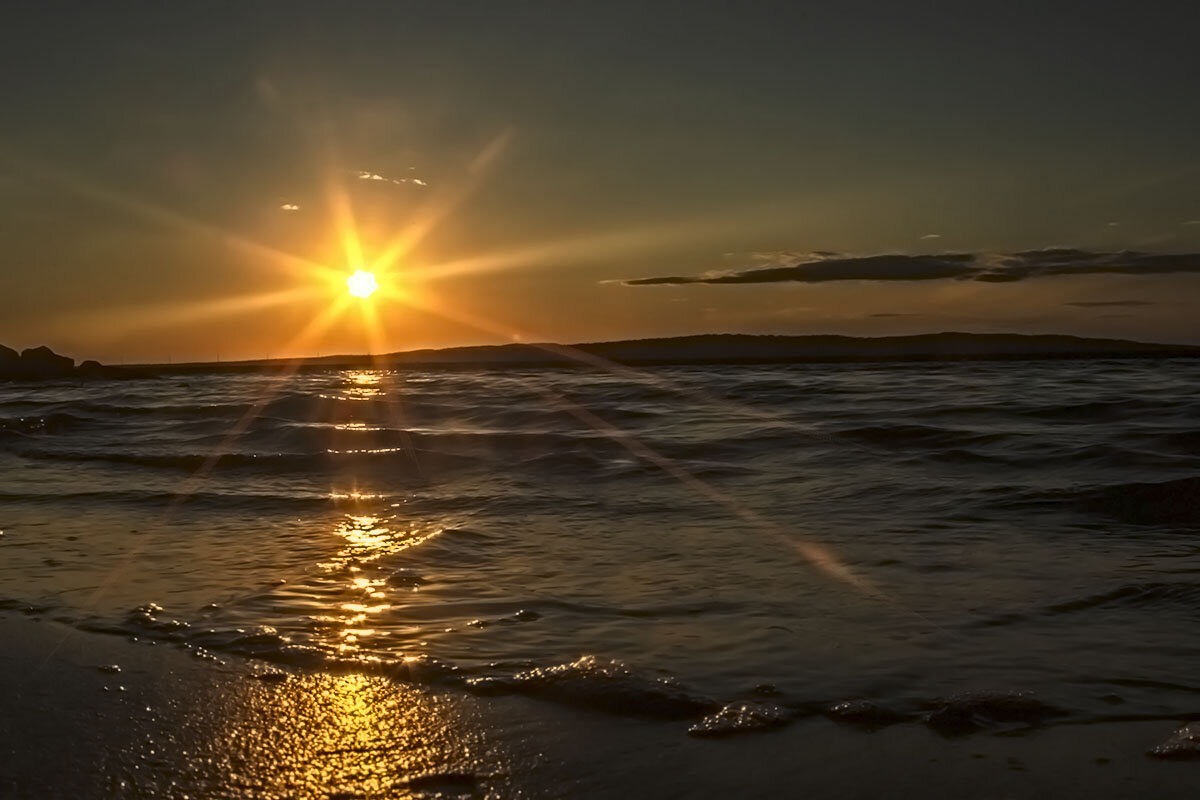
[4,613,1200,799]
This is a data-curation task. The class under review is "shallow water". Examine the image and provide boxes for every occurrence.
[3,360,1200,731]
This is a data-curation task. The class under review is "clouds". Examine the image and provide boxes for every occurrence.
[1063,300,1156,308]
[355,170,428,187]
[279,203,300,211]
[624,249,1200,287]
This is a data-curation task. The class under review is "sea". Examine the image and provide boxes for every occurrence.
[3,359,1200,737]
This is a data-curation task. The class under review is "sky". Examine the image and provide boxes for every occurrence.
[1,1,1199,363]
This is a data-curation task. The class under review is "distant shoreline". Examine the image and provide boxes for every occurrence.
[128,331,1200,375]
[131,349,1200,375]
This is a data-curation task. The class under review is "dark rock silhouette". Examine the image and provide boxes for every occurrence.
[0,346,126,381]
[19,346,74,377]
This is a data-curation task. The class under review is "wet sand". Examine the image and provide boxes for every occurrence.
[5,614,1200,799]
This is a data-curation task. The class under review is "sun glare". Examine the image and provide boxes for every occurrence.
[347,270,378,299]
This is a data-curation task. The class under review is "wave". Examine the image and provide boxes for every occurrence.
[1080,476,1200,524]
[1014,398,1193,421]
[1045,583,1200,615]
[833,424,1012,448]
[977,581,1200,628]
[0,412,90,436]
[688,701,791,737]
[464,655,718,719]
[0,592,1107,736]
[12,447,452,475]
[0,487,362,511]
[1145,431,1200,455]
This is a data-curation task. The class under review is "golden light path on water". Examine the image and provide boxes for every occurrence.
[133,663,516,798]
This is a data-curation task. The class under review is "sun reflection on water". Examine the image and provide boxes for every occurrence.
[160,670,507,798]
[342,371,385,399]
[304,513,446,658]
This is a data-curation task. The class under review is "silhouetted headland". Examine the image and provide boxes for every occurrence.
[6,333,1196,381]
[0,345,129,381]
[138,332,1200,375]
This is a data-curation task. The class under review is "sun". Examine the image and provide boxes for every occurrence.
[346,270,378,299]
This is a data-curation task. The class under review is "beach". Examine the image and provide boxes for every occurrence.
[7,613,1200,799]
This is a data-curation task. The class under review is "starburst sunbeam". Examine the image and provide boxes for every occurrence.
[367,129,514,276]
[0,147,343,284]
[375,287,883,599]
[54,287,321,344]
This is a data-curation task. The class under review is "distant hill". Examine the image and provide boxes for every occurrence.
[140,332,1200,373]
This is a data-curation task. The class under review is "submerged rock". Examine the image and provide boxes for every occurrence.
[1148,723,1200,759]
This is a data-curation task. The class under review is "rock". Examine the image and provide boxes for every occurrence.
[0,347,128,381]
[1148,723,1200,759]
[76,360,129,379]
[21,346,74,370]
[0,345,74,380]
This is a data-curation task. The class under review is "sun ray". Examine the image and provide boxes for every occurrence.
[167,293,353,506]
[325,177,367,272]
[500,373,883,598]
[0,147,343,284]
[374,288,881,598]
[55,286,322,344]
[378,284,873,460]
[367,128,514,276]
[358,300,426,482]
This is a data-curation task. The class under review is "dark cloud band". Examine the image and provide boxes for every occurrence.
[1063,300,1157,308]
[624,249,1200,287]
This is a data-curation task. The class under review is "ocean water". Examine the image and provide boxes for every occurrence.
[3,360,1200,734]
